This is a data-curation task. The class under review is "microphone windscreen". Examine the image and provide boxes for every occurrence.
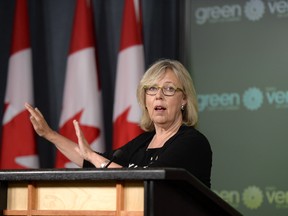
[103,149,123,168]
[113,149,123,159]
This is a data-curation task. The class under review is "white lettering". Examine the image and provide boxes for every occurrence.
[266,91,288,104]
[268,1,288,14]
[195,4,241,25]
[266,191,288,204]
[198,93,240,111]
[214,190,240,206]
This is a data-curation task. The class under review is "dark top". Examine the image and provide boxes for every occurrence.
[83,125,212,188]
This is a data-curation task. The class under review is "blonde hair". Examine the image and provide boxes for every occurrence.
[137,59,198,131]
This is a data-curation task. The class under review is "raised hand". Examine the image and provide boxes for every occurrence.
[25,103,54,139]
[73,119,93,162]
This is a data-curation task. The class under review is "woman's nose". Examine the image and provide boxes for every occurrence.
[155,88,164,99]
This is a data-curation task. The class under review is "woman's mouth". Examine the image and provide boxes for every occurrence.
[154,106,166,111]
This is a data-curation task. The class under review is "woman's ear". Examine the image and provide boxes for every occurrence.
[182,97,187,106]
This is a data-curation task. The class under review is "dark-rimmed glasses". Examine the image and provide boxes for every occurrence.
[144,85,183,96]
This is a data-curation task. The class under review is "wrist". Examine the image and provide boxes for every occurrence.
[100,160,110,168]
[45,130,58,141]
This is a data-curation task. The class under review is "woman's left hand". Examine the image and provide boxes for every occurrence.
[73,120,93,162]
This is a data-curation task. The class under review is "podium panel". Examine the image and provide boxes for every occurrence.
[4,181,143,216]
[0,168,243,216]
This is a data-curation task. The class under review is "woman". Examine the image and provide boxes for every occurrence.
[25,59,212,187]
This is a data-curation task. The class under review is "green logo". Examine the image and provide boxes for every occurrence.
[242,87,264,111]
[242,186,264,209]
[244,0,265,21]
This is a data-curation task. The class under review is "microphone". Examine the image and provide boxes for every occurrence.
[104,149,123,168]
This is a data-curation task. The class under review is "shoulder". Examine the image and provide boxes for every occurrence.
[166,125,211,154]
[177,125,209,143]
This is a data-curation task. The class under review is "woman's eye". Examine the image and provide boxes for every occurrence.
[165,86,175,92]
[149,86,158,91]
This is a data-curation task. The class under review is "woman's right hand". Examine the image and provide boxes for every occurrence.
[25,103,89,167]
[24,103,54,139]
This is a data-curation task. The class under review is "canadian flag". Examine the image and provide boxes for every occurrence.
[0,0,39,169]
[113,0,145,149]
[56,0,104,168]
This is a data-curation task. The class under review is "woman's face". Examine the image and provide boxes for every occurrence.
[145,69,187,129]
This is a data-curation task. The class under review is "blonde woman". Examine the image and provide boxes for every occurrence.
[26,59,212,188]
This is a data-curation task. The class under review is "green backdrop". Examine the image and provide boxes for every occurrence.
[187,0,288,215]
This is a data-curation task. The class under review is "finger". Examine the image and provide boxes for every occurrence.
[25,104,38,126]
[73,120,80,136]
[29,116,40,130]
[24,102,33,109]
[35,107,44,118]
[25,103,34,114]
[29,115,36,125]
[73,120,89,148]
[73,120,84,140]
[25,103,39,118]
[29,114,35,121]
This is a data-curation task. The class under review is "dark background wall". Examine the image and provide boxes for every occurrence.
[0,0,181,168]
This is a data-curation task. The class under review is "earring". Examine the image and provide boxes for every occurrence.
[181,105,185,111]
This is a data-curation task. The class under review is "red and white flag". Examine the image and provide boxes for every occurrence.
[56,0,104,168]
[113,0,145,149]
[0,0,39,169]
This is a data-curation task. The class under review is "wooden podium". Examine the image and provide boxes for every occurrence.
[0,168,242,216]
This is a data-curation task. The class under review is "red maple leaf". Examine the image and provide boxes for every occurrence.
[113,107,143,149]
[56,109,100,168]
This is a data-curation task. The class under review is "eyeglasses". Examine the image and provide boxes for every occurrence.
[144,85,183,96]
